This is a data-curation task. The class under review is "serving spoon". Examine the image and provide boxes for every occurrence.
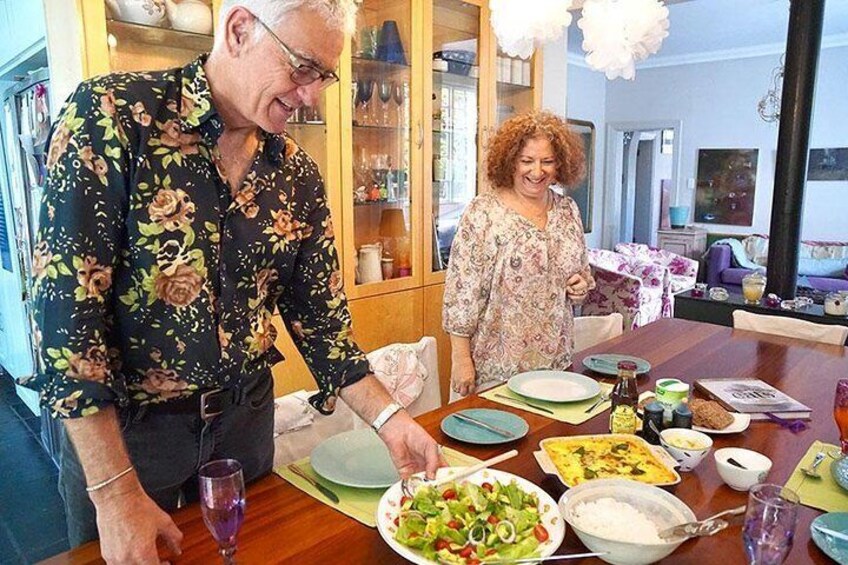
[401,449,518,497]
[658,505,747,541]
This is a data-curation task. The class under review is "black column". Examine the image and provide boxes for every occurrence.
[765,0,826,299]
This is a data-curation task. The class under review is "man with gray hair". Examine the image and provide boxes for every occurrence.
[32,1,443,562]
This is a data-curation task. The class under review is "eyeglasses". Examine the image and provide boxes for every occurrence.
[253,16,339,89]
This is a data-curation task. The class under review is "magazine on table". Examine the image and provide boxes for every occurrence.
[694,378,811,420]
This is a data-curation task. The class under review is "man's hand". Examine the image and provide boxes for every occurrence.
[451,355,476,398]
[377,410,446,480]
[91,479,183,564]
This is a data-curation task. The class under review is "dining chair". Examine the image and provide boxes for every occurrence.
[574,313,625,352]
[732,310,848,345]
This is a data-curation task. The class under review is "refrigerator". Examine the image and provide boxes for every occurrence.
[0,66,60,459]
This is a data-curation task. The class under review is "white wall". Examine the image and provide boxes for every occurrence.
[560,61,607,248]
[601,46,848,240]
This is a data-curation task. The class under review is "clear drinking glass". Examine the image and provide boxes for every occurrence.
[742,484,799,565]
[199,459,246,564]
[378,79,393,126]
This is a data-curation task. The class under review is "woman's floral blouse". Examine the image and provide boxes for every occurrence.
[28,56,369,419]
[442,191,588,389]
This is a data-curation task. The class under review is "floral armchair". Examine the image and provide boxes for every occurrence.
[614,243,699,294]
[582,249,668,330]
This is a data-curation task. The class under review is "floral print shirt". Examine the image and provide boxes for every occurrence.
[28,56,369,419]
[442,191,588,388]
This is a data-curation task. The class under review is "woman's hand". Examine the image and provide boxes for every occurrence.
[451,355,477,398]
[566,271,595,304]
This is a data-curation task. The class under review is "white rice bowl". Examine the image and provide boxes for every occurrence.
[558,479,695,565]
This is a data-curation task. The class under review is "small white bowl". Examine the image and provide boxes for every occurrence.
[714,447,773,491]
[660,428,713,472]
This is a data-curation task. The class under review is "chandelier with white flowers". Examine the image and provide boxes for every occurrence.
[490,0,574,60]
[579,0,670,80]
[490,0,670,80]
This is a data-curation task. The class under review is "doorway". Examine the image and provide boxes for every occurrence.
[602,120,683,250]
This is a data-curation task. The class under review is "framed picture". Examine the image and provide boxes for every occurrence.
[807,148,848,181]
[567,119,594,233]
[694,148,759,226]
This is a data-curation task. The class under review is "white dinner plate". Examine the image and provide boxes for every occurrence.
[310,429,399,488]
[508,370,601,403]
[693,412,752,435]
[376,467,565,565]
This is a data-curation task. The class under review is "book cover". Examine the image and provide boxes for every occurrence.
[694,378,811,420]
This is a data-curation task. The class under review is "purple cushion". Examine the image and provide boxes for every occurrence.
[806,276,848,293]
[721,268,751,286]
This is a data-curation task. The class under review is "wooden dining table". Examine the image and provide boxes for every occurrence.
[44,318,848,564]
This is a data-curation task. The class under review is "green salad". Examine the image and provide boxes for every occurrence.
[393,479,550,564]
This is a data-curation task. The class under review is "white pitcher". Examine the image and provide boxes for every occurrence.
[163,0,213,34]
[104,0,167,26]
[356,243,383,284]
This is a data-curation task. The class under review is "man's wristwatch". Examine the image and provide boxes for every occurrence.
[371,402,403,433]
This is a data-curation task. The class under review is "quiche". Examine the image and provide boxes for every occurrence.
[541,435,679,486]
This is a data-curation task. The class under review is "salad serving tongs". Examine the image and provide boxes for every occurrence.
[658,505,747,541]
[401,449,519,497]
[439,551,609,564]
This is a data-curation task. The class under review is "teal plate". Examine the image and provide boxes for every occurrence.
[583,353,652,376]
[441,409,529,445]
[310,428,399,488]
[811,512,848,563]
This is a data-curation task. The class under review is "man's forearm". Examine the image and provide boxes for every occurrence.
[63,406,139,501]
[338,375,394,424]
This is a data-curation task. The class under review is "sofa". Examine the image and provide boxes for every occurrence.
[706,235,848,294]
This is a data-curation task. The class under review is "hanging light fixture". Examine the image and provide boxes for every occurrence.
[757,55,784,123]
[577,0,670,80]
[490,0,574,60]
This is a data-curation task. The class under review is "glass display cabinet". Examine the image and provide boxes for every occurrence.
[425,0,484,281]
[341,0,421,299]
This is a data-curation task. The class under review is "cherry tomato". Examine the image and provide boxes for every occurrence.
[459,545,474,558]
[468,505,476,513]
[393,517,400,527]
[481,482,493,492]
[435,539,451,551]
[466,559,481,565]
[487,515,500,525]
[533,524,550,542]
[400,496,411,506]
[447,520,460,530]
[442,489,457,500]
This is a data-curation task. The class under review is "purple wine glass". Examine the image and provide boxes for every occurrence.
[199,459,246,564]
[742,484,799,565]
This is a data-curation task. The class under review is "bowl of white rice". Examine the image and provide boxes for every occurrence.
[558,479,696,565]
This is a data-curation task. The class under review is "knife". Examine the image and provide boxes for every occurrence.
[493,393,555,415]
[451,412,516,438]
[813,525,848,543]
[466,552,609,564]
[287,463,340,504]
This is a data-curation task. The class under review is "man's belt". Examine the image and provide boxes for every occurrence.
[141,388,244,421]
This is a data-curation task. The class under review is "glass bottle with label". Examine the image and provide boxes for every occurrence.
[609,361,639,434]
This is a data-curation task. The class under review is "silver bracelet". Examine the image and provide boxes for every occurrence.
[371,402,402,433]
[85,466,134,493]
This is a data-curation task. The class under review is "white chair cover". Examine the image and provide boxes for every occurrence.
[732,310,848,346]
[574,313,625,352]
[273,337,442,465]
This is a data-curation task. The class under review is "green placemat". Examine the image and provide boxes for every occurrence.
[785,440,848,513]
[275,447,481,527]
[479,382,617,425]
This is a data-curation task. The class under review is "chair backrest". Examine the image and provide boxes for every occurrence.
[574,313,625,352]
[732,310,848,346]
[366,336,442,417]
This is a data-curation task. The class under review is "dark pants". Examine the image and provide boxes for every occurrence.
[58,374,275,547]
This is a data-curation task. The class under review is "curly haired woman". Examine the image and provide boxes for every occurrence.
[443,111,594,398]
